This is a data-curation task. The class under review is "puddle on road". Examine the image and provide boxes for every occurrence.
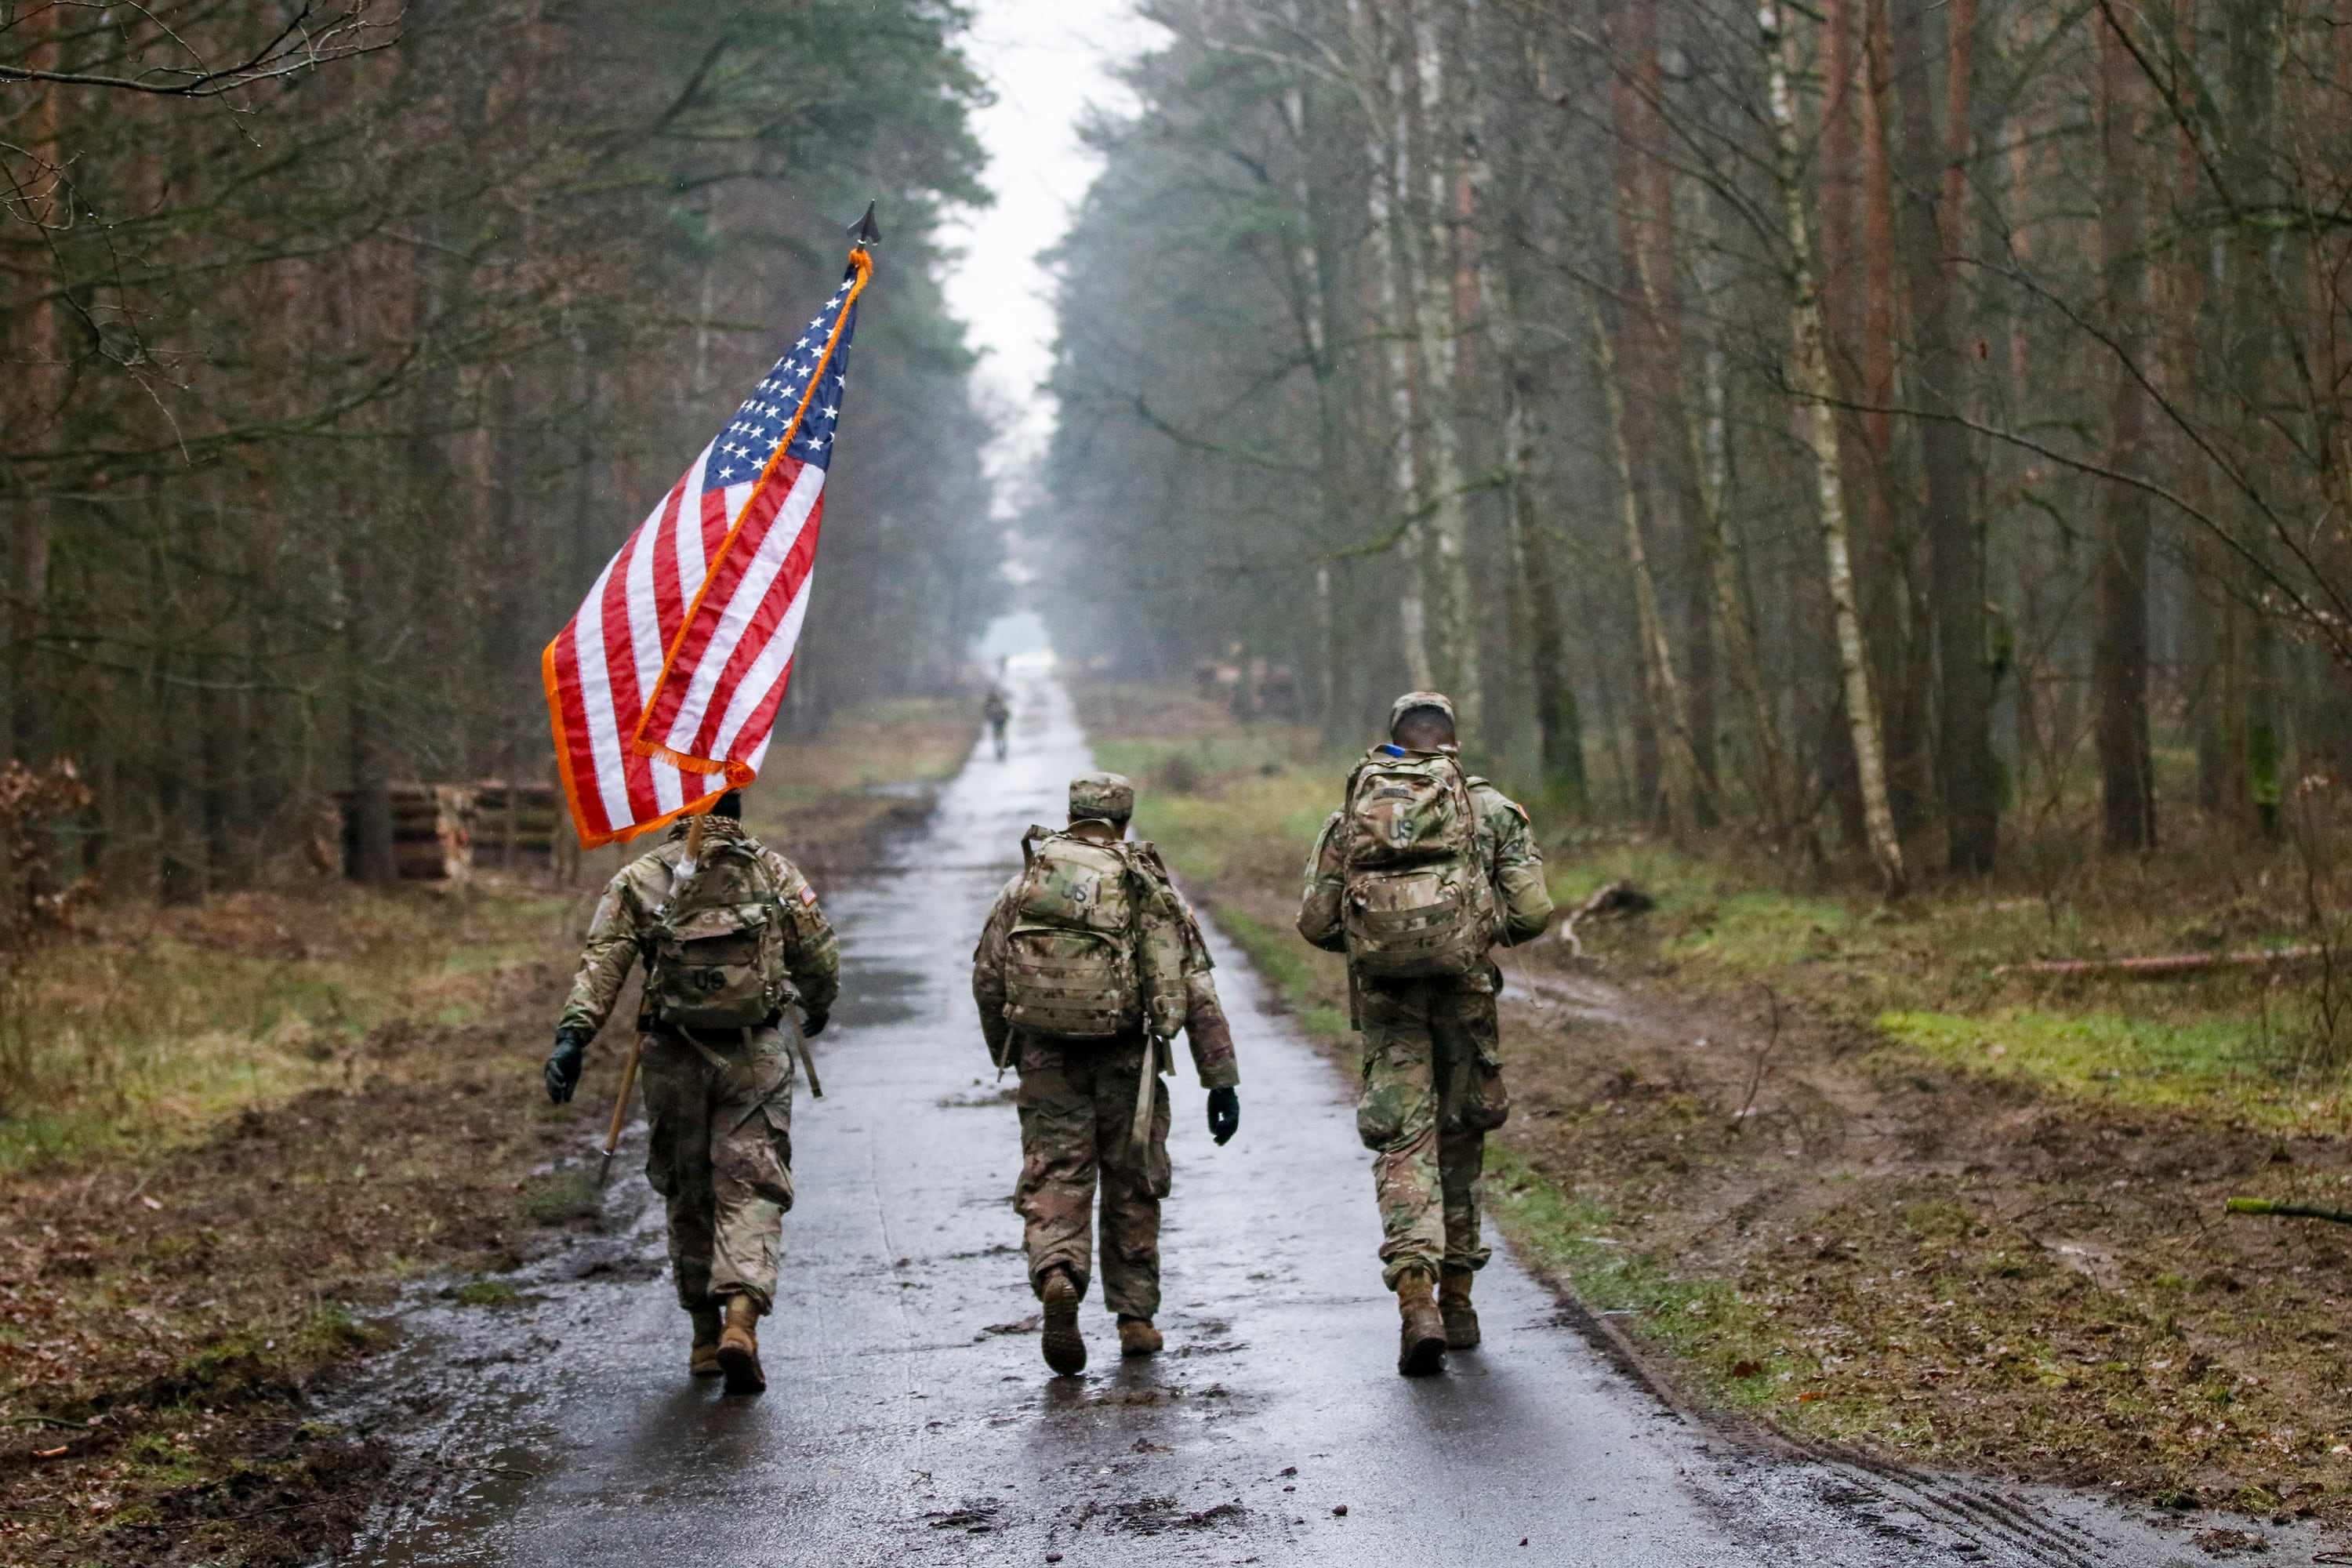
[826,959,926,1028]
[1497,967,1634,1028]
[935,1085,1017,1108]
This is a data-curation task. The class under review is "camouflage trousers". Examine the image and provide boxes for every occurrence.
[1354,971,1507,1290]
[639,1022,797,1316]
[1013,1033,1172,1319]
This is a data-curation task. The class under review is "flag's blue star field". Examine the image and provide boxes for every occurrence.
[706,269,859,491]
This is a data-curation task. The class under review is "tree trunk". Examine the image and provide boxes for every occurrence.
[1813,0,1871,842]
[1858,0,1926,840]
[1766,0,1907,895]
[2092,4,2156,851]
[2223,0,2285,838]
[1692,336,1798,839]
[1822,0,1858,342]
[1579,560,1637,816]
[1483,135,1589,808]
[11,24,60,769]
[1890,0,1998,869]
[1278,69,1353,743]
[1593,299,1707,831]
[2187,522,2232,813]
[1406,0,1481,730]
[1508,387,1588,809]
[1629,5,1719,815]
[1354,0,1435,692]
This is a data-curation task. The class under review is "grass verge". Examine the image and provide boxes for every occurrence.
[1078,680,2352,1529]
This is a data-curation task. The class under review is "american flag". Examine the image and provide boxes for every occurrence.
[543,251,867,847]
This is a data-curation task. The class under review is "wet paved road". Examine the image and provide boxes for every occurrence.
[338,671,2262,1566]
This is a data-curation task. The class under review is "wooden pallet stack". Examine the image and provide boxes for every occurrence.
[472,780,568,877]
[338,783,477,881]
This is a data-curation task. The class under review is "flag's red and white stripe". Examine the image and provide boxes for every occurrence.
[632,452,825,775]
[542,449,757,844]
[543,249,867,848]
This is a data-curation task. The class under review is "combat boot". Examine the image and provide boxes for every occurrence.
[714,1294,765,1396]
[1040,1268,1086,1375]
[1396,1268,1447,1377]
[688,1305,724,1378]
[1116,1316,1163,1358]
[1439,1266,1480,1349]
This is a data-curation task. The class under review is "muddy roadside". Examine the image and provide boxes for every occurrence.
[1082,681,2352,1545]
[0,700,976,1568]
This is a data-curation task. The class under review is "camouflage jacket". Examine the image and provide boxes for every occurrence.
[971,830,1240,1088]
[1296,752,1555,963]
[558,817,839,1037]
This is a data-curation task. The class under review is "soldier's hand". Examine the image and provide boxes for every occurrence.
[544,1029,590,1104]
[800,1010,828,1039]
[1207,1086,1240,1146]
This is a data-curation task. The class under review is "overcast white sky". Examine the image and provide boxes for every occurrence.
[938,1,1166,520]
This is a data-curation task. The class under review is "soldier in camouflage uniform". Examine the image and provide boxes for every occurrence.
[1297,693,1554,1375]
[971,771,1240,1374]
[544,789,838,1396]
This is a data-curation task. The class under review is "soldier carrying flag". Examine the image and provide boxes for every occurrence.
[539,209,880,1396]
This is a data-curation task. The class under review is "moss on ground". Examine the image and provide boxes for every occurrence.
[1876,1007,2325,1123]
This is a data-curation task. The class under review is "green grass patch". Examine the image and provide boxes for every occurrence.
[1662,890,1864,970]
[1211,907,1350,1044]
[0,887,564,1171]
[1481,1142,1869,1428]
[1876,1007,2306,1120]
[514,1165,604,1227]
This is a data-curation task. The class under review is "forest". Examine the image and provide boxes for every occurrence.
[1,0,998,898]
[1043,0,2352,891]
[19,3,2352,1552]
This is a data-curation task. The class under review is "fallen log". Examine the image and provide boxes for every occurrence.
[1992,946,2321,979]
[1558,880,1656,958]
[2226,1197,2352,1226]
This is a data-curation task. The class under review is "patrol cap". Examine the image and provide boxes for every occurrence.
[1069,771,1136,822]
[1387,690,1457,736]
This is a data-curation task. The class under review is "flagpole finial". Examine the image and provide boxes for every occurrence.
[850,201,882,248]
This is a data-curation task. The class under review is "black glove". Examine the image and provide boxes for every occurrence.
[544,1029,591,1104]
[800,1010,828,1039]
[1207,1086,1240,1146]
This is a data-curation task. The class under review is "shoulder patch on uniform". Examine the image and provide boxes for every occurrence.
[798,884,818,907]
[1465,776,1529,824]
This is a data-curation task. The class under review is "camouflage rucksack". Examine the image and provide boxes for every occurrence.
[1338,750,1494,978]
[1000,829,1146,1039]
[644,837,794,1031]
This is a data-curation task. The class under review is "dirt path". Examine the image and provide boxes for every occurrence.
[1487,933,2352,1534]
[308,670,2277,1567]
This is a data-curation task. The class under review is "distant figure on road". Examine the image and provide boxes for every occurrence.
[971,771,1241,1374]
[543,789,839,1396]
[1296,692,1554,1376]
[984,684,1012,761]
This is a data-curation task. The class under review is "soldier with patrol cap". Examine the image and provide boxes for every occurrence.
[971,771,1240,1374]
[544,789,838,1396]
[1297,692,1554,1375]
